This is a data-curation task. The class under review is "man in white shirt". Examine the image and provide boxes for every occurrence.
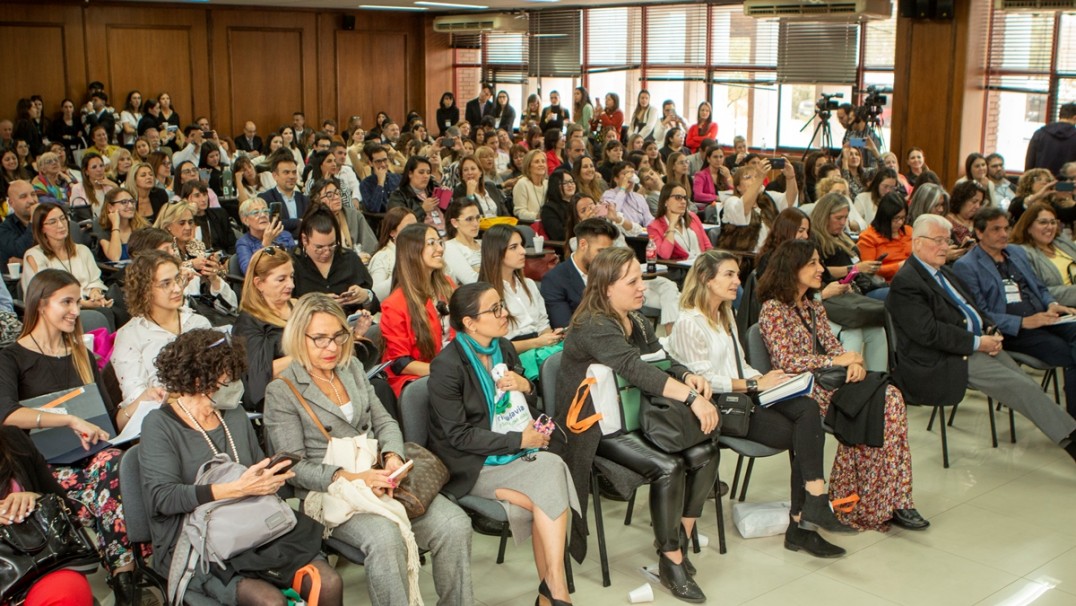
[987,153,1016,206]
[331,141,362,208]
[171,125,206,168]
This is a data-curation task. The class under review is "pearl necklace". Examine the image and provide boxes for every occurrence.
[311,370,345,406]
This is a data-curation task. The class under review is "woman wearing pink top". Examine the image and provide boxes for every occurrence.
[647,183,712,261]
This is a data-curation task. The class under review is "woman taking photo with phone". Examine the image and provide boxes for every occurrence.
[235,197,295,274]
[428,283,578,606]
[266,293,473,606]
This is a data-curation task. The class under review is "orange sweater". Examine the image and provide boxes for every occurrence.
[858,225,912,282]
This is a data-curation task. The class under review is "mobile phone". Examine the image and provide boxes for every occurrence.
[347,311,362,326]
[961,238,976,249]
[770,158,786,170]
[166,124,179,133]
[269,202,282,223]
[1056,181,1075,192]
[268,452,301,473]
[876,253,889,261]
[839,267,859,285]
[849,137,866,148]
[387,459,414,481]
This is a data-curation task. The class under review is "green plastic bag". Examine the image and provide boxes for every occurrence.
[518,342,564,381]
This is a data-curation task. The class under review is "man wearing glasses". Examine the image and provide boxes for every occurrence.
[887,213,1076,463]
[986,153,1016,206]
[359,143,402,213]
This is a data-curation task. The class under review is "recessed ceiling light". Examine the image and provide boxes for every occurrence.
[358,4,428,9]
[414,1,489,8]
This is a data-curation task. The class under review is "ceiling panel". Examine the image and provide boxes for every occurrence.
[118,0,672,12]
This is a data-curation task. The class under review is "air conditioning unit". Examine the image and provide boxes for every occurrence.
[994,0,1076,10]
[744,0,892,20]
[433,13,528,34]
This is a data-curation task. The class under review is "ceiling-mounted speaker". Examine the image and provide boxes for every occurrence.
[342,15,356,31]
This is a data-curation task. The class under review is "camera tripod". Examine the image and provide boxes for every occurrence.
[801,110,834,161]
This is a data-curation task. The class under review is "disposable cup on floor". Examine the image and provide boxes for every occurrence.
[697,533,710,548]
[628,583,654,603]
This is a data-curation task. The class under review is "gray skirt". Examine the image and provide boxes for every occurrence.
[469,451,581,545]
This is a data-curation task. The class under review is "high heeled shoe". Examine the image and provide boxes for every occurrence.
[536,580,551,606]
[658,551,705,603]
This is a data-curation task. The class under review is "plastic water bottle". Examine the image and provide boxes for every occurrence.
[221,166,234,197]
[646,237,657,274]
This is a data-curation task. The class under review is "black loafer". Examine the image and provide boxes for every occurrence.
[471,513,510,537]
[784,524,846,558]
[890,508,930,530]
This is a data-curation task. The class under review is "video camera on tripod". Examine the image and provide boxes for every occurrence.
[815,92,844,120]
[858,85,892,125]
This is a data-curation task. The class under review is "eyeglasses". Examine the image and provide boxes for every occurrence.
[43,217,65,228]
[155,274,190,291]
[319,190,341,200]
[1035,218,1059,227]
[561,180,576,187]
[112,198,135,206]
[669,194,689,201]
[916,235,954,247]
[475,300,507,318]
[309,243,337,254]
[180,168,198,175]
[243,209,271,217]
[372,157,390,165]
[458,214,480,223]
[425,238,445,248]
[306,331,350,349]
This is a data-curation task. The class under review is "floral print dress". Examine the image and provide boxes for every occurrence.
[760,298,914,531]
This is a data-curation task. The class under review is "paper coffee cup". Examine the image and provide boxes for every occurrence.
[628,583,654,603]
[7,263,19,278]
[533,236,544,253]
[697,533,710,548]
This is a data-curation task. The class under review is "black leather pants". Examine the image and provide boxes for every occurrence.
[596,432,720,553]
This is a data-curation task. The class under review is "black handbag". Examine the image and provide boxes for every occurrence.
[822,292,885,328]
[715,393,753,437]
[639,395,716,454]
[801,306,848,391]
[0,494,98,602]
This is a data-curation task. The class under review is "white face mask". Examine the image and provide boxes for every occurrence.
[210,379,245,410]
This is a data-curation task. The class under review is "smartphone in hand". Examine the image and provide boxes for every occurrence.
[268,452,302,473]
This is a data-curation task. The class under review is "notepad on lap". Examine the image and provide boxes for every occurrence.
[24,385,116,465]
[758,373,814,407]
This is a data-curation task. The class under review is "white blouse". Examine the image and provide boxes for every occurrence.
[112,308,213,406]
[443,239,482,285]
[22,244,106,297]
[503,277,550,340]
[665,308,761,394]
[369,242,396,301]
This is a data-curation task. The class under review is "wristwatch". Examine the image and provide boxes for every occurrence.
[684,390,698,407]
[746,379,759,395]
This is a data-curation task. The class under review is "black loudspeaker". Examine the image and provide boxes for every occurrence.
[899,0,954,19]
[342,15,356,31]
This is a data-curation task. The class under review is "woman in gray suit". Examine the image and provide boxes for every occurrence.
[264,293,473,606]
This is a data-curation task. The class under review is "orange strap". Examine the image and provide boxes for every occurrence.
[831,494,859,513]
[566,377,602,434]
[40,387,85,409]
[292,564,321,606]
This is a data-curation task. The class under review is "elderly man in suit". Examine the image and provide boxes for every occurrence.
[888,213,1076,462]
[235,121,263,157]
[540,218,619,328]
[954,206,1076,419]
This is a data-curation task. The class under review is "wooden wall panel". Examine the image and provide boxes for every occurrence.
[336,31,409,129]
[209,10,318,138]
[0,5,86,121]
[83,6,210,131]
[422,17,454,127]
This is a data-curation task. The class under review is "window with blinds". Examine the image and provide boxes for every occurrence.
[645,3,708,66]
[585,6,642,69]
[863,1,897,69]
[484,32,528,85]
[710,6,779,68]
[777,22,860,84]
[529,10,581,78]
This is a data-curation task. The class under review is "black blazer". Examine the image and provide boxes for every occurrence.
[235,135,263,154]
[426,338,539,498]
[886,255,996,406]
[539,258,585,329]
[196,207,236,254]
[465,98,493,128]
[260,187,310,236]
[435,107,460,136]
[539,198,572,242]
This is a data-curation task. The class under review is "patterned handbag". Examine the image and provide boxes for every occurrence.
[392,443,450,519]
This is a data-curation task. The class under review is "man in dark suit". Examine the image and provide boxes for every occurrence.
[464,85,494,132]
[953,206,1076,418]
[888,214,1076,461]
[261,154,309,237]
[540,218,619,328]
[235,121,263,157]
[83,91,117,143]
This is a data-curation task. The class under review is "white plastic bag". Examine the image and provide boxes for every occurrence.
[732,501,790,539]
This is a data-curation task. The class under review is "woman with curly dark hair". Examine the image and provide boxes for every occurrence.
[112,250,211,419]
[140,329,343,606]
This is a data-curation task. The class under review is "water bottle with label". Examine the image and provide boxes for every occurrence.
[221,165,234,198]
[646,237,657,274]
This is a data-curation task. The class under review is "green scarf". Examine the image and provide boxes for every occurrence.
[457,333,529,466]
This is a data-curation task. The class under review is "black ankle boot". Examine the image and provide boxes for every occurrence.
[801,493,856,534]
[658,551,705,603]
[109,571,140,606]
[784,523,846,559]
[679,528,697,577]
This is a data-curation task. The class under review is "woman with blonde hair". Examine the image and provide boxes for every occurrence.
[234,246,296,411]
[572,155,607,202]
[125,161,169,222]
[810,193,885,299]
[97,188,149,262]
[69,151,117,219]
[107,147,133,184]
[512,149,548,221]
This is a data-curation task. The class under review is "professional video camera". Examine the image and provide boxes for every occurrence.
[815,92,844,120]
[861,85,892,124]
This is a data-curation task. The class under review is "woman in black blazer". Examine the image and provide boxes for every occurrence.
[428,283,578,606]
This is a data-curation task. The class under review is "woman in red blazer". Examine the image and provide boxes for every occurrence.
[692,145,733,207]
[685,102,717,153]
[594,93,624,141]
[381,223,456,396]
[647,183,713,261]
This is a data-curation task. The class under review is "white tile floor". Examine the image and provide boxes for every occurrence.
[94,388,1076,606]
